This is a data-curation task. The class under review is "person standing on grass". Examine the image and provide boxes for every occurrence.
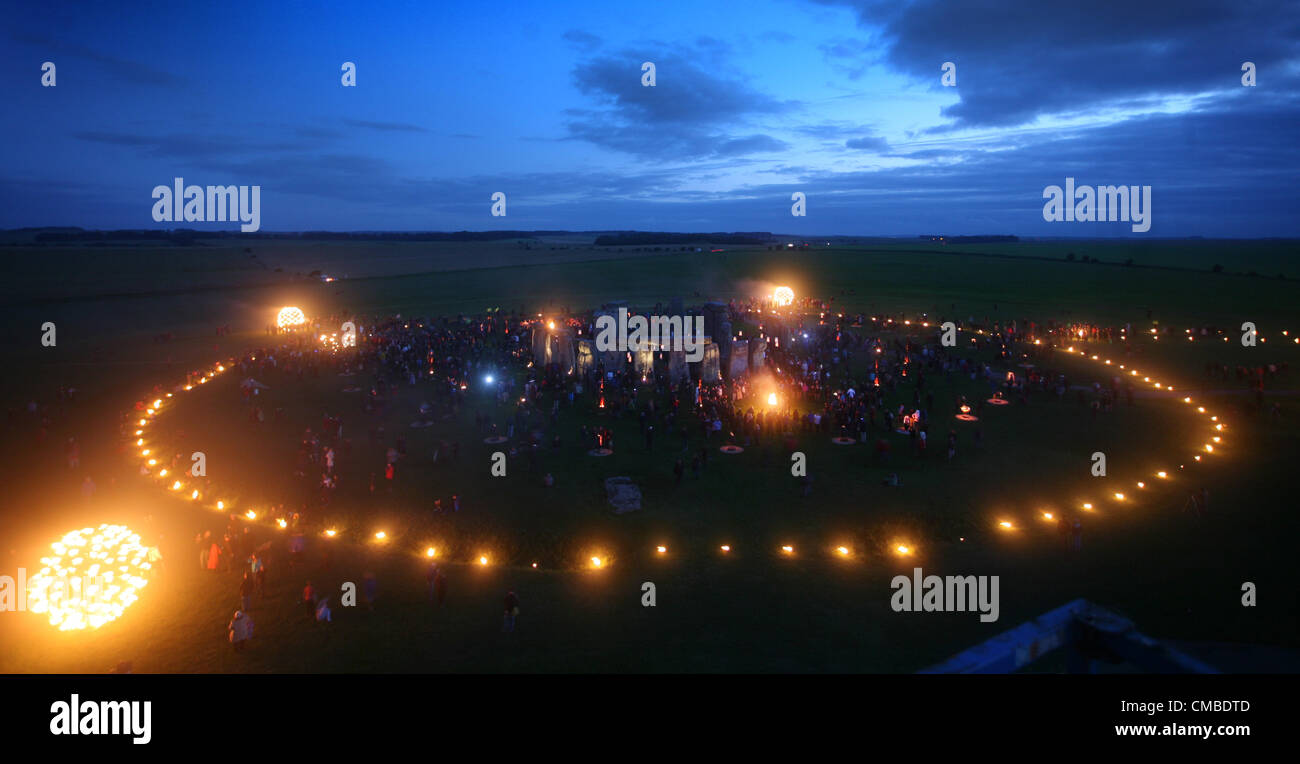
[503,590,519,633]
[252,552,267,596]
[228,610,253,652]
[239,572,254,613]
[302,581,316,620]
[315,597,332,623]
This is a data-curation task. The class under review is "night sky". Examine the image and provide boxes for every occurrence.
[3,0,1297,235]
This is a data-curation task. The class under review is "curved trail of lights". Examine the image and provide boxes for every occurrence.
[125,321,1228,572]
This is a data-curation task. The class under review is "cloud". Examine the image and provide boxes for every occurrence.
[10,96,1298,235]
[342,119,429,133]
[845,135,890,151]
[562,29,602,50]
[72,131,303,157]
[11,34,186,87]
[815,0,1300,128]
[566,45,794,159]
[565,116,789,160]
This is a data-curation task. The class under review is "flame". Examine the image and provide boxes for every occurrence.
[276,306,307,328]
[27,524,153,631]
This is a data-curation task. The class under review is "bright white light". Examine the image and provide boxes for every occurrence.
[276,306,306,328]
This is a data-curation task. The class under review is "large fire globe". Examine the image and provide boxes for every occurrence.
[277,306,307,328]
[26,524,154,631]
[773,286,795,306]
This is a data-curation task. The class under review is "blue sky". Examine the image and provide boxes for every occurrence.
[2,0,1297,235]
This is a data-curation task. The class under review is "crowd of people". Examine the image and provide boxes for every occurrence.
[48,303,1278,656]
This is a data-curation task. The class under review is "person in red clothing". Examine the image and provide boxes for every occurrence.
[502,590,519,632]
[302,581,316,620]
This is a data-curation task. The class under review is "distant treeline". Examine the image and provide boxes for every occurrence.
[918,235,1020,243]
[593,232,774,246]
[24,229,574,243]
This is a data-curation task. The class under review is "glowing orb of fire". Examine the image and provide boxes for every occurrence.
[27,524,153,631]
[773,286,795,307]
[767,392,778,406]
[276,306,307,329]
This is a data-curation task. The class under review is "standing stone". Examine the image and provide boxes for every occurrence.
[717,319,733,371]
[668,350,688,383]
[531,325,550,366]
[728,339,749,379]
[575,339,596,376]
[701,340,721,382]
[702,302,728,342]
[552,327,576,375]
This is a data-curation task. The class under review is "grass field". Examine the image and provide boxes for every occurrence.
[1,236,1297,673]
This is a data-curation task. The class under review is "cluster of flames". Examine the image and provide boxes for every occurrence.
[317,331,355,350]
[27,525,153,631]
[276,306,306,329]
